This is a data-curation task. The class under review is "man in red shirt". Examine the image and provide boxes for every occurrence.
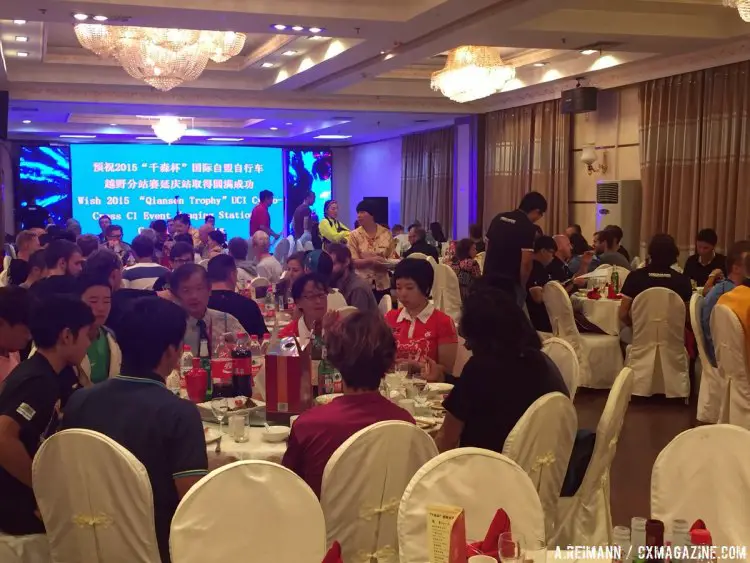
[282,311,414,497]
[249,190,280,239]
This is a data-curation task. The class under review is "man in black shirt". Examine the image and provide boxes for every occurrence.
[403,225,440,262]
[526,236,556,333]
[63,297,208,563]
[7,231,40,286]
[0,296,94,534]
[28,239,84,298]
[484,191,547,308]
[619,234,693,327]
[207,254,267,338]
[683,228,727,287]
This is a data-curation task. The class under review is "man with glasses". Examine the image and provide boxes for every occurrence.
[104,224,134,267]
[525,236,556,333]
[484,191,548,309]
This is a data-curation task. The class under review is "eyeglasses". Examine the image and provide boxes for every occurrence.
[301,292,327,302]
[173,257,192,265]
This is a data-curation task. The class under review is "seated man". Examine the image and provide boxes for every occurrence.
[282,311,414,496]
[251,231,283,284]
[403,225,439,262]
[328,243,378,313]
[122,234,170,290]
[29,239,85,297]
[170,263,243,354]
[605,224,631,262]
[684,228,727,288]
[619,234,692,327]
[594,228,632,271]
[227,237,256,291]
[62,297,208,563]
[701,240,750,368]
[526,236,556,333]
[0,287,33,383]
[207,255,267,339]
[304,249,347,310]
[0,296,94,535]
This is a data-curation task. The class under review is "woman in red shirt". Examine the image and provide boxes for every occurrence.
[278,273,332,344]
[385,259,458,380]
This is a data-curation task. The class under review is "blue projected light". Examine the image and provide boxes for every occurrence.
[286,149,332,232]
[70,144,285,241]
[16,145,72,229]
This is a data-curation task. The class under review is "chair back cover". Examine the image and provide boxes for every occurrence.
[690,294,724,423]
[336,305,359,319]
[378,294,393,316]
[475,251,485,273]
[433,264,462,322]
[32,429,160,563]
[251,276,271,288]
[171,461,326,563]
[652,425,750,550]
[0,534,50,563]
[321,421,438,563]
[712,304,750,428]
[327,290,349,310]
[630,256,643,270]
[398,448,544,563]
[543,281,591,386]
[542,337,580,399]
[405,253,428,261]
[552,368,634,547]
[502,393,577,540]
[626,287,689,398]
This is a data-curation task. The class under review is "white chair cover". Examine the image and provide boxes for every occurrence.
[652,425,750,551]
[542,337,580,400]
[336,305,359,319]
[475,252,485,273]
[405,253,428,260]
[625,287,689,398]
[321,421,438,563]
[433,264,461,322]
[0,534,50,563]
[327,290,348,311]
[32,429,160,563]
[543,281,623,389]
[690,294,725,423]
[552,368,633,548]
[630,256,642,270]
[502,393,577,541]
[712,304,750,429]
[398,448,544,563]
[171,461,326,563]
[378,294,393,316]
[251,277,270,288]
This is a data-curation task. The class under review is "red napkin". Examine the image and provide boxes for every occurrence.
[690,519,707,530]
[466,509,511,559]
[322,542,342,563]
[586,288,601,300]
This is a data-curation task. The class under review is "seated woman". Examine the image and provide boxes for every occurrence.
[449,238,482,300]
[436,282,568,453]
[282,311,414,496]
[278,273,334,344]
[385,259,458,380]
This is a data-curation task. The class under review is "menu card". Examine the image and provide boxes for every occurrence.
[427,505,467,563]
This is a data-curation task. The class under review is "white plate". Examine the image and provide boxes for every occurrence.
[197,397,266,423]
[262,426,291,442]
[315,393,343,405]
[426,383,454,395]
[204,428,221,444]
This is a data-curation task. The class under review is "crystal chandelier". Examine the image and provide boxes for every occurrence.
[724,0,750,21]
[74,24,247,91]
[431,46,515,103]
[151,116,188,144]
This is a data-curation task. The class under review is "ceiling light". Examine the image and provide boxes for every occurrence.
[93,15,108,21]
[135,136,158,140]
[207,137,243,141]
[15,36,29,42]
[152,116,188,144]
[110,123,117,126]
[431,45,515,103]
[269,127,278,131]
[60,134,96,139]
[273,24,287,31]
[73,13,89,21]
[261,62,275,68]
[315,134,351,139]
[580,49,598,56]
[285,122,293,125]
[292,26,304,32]
[723,0,750,22]
[13,20,26,25]
[282,50,297,56]
[533,62,548,67]
[384,53,395,60]
[16,51,28,57]
[309,27,323,34]
[308,36,327,41]
[22,120,31,124]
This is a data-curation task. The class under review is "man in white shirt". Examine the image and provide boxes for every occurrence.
[122,235,170,290]
[252,231,283,284]
[227,237,255,292]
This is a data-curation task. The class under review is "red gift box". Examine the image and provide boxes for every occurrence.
[265,336,313,417]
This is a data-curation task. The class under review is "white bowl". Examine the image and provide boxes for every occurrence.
[262,426,291,442]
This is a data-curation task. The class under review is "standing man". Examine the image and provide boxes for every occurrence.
[97,214,112,244]
[293,190,317,247]
[29,239,84,297]
[484,191,547,308]
[250,190,280,240]
[7,231,40,286]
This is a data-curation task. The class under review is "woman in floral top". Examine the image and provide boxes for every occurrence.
[347,200,396,301]
[450,238,482,300]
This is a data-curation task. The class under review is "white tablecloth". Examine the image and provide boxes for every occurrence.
[204,423,287,463]
[571,294,623,336]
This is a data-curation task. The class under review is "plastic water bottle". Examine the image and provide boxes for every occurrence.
[261,333,271,355]
[671,519,690,563]
[612,526,631,563]
[179,345,193,388]
[249,335,263,382]
[631,517,647,563]
[265,285,276,319]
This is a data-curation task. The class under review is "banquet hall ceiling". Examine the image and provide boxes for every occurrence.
[1,0,748,145]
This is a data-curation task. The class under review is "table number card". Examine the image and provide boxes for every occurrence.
[427,505,467,563]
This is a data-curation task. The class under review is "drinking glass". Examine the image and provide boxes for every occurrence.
[395,360,409,379]
[211,398,229,433]
[498,532,525,563]
[228,414,248,443]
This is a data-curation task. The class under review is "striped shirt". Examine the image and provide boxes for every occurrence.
[122,262,171,290]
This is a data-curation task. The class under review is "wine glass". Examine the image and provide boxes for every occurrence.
[211,398,229,434]
[498,532,525,563]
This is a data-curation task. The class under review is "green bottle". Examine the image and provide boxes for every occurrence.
[199,338,212,401]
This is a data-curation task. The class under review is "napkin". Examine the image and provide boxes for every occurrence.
[586,288,601,300]
[322,541,343,563]
[466,509,511,558]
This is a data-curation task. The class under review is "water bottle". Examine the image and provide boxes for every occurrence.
[264,285,276,319]
[179,345,193,389]
[261,333,271,355]
[199,338,211,401]
[612,526,631,563]
[631,517,647,563]
[671,519,690,563]
[249,335,263,383]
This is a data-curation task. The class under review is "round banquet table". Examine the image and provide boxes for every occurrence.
[570,293,623,336]
[204,423,287,463]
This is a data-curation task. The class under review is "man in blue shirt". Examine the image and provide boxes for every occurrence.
[63,296,208,563]
[701,240,750,367]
